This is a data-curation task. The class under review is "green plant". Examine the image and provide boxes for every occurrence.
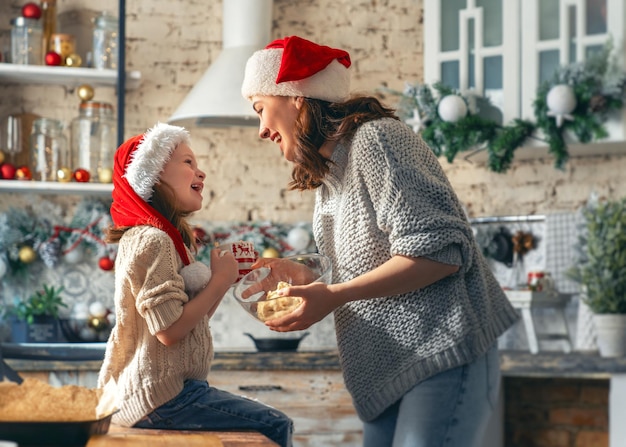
[14,285,68,324]
[568,197,626,314]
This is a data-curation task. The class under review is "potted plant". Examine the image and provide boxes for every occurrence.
[9,284,68,343]
[568,196,626,356]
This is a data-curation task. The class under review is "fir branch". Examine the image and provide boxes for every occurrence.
[488,120,536,173]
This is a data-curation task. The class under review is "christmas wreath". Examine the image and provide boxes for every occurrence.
[381,41,626,173]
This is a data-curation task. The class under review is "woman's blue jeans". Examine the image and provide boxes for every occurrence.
[363,344,500,447]
[133,379,293,447]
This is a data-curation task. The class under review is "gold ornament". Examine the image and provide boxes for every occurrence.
[65,53,82,67]
[77,84,95,102]
[18,246,37,264]
[57,167,73,182]
[262,247,281,258]
[97,167,113,183]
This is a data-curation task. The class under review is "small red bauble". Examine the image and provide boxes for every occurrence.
[98,257,114,271]
[21,2,42,19]
[15,165,32,180]
[45,51,63,66]
[0,163,17,180]
[73,168,90,182]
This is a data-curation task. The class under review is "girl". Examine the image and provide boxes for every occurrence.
[98,122,292,447]
[241,36,519,447]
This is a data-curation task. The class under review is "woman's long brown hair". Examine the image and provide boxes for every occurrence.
[289,96,398,191]
[105,182,197,253]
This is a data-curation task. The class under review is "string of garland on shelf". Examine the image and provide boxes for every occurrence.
[381,41,626,173]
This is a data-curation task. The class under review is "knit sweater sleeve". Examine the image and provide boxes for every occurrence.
[121,227,188,335]
[350,119,473,270]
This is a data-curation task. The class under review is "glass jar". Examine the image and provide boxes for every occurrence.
[70,101,116,183]
[10,16,42,65]
[50,33,75,65]
[92,12,118,69]
[30,118,68,182]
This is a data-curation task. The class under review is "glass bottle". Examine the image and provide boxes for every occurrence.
[30,118,68,182]
[70,101,116,183]
[92,12,118,70]
[40,0,57,62]
[10,16,42,65]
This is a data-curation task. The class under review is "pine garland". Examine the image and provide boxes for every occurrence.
[381,41,626,173]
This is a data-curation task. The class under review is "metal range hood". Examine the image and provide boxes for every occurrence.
[168,0,273,127]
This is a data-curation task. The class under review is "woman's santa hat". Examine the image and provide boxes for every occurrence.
[110,122,192,265]
[241,36,351,103]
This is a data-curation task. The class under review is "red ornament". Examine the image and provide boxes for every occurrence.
[98,257,114,271]
[73,168,90,182]
[21,2,42,19]
[0,163,17,180]
[45,51,63,66]
[15,165,32,180]
[193,227,208,245]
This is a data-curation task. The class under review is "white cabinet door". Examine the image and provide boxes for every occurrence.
[423,0,521,124]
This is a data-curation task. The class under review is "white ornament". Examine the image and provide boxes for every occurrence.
[72,302,90,320]
[65,245,84,264]
[89,301,108,318]
[405,108,425,133]
[437,95,468,123]
[546,84,577,128]
[287,227,311,252]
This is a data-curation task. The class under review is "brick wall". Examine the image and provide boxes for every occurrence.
[505,377,609,447]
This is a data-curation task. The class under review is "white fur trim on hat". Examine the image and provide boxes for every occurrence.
[125,122,190,201]
[241,48,350,103]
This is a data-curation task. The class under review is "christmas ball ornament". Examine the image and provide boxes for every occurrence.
[65,53,82,67]
[97,167,113,183]
[64,246,84,264]
[546,84,577,127]
[0,257,7,279]
[18,246,37,264]
[77,84,95,102]
[21,2,42,19]
[287,227,311,252]
[57,167,73,182]
[73,168,90,182]
[437,95,468,123]
[15,165,32,180]
[89,301,108,318]
[98,256,114,271]
[262,247,281,258]
[0,162,16,180]
[45,51,62,66]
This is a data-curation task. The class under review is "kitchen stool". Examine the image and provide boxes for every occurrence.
[505,290,572,354]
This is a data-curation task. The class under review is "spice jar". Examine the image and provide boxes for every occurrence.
[10,16,42,65]
[70,101,116,183]
[92,12,118,70]
[30,118,68,182]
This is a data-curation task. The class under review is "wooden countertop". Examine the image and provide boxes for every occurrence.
[87,425,278,447]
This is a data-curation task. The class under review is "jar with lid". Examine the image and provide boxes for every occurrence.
[92,12,118,69]
[10,16,42,65]
[30,118,68,182]
[70,101,116,183]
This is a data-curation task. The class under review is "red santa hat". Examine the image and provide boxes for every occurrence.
[241,35,351,103]
[110,122,192,265]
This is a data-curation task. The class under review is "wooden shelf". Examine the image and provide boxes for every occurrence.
[0,180,112,196]
[0,64,141,90]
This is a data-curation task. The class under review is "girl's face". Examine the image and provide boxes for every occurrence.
[159,143,205,212]
[252,95,303,162]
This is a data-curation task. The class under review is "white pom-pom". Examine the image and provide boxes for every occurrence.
[180,262,212,297]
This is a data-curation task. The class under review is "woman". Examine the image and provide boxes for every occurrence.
[98,122,292,447]
[241,36,519,447]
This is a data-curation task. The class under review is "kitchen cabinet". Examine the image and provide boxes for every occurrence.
[423,0,626,163]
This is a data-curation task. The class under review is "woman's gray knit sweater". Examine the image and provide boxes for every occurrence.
[313,117,519,422]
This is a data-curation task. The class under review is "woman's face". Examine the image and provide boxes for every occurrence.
[252,95,303,162]
[159,142,205,213]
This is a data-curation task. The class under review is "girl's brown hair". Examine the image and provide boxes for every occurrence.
[289,96,398,191]
[105,182,197,253]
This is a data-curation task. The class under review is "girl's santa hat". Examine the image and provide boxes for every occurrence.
[241,36,351,103]
[110,122,192,265]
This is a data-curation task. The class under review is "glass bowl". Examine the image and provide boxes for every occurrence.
[232,254,332,323]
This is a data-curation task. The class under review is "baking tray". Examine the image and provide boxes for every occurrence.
[0,412,114,446]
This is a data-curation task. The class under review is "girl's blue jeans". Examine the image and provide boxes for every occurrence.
[133,379,293,447]
[363,344,501,447]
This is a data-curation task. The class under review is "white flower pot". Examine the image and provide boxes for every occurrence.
[592,314,626,357]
